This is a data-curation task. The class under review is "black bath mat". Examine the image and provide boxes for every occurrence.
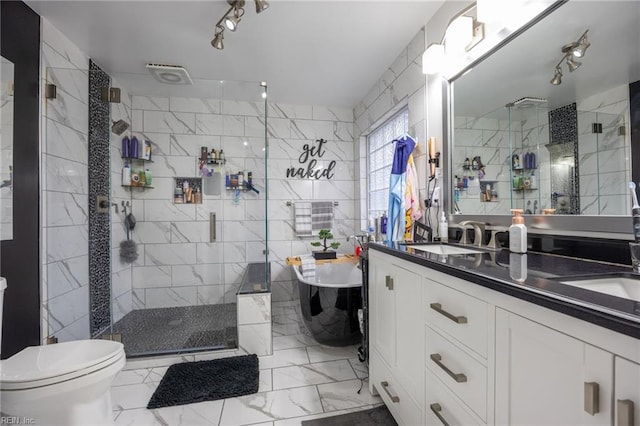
[301,405,397,426]
[146,354,259,409]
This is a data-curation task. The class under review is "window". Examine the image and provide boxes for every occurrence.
[367,109,409,219]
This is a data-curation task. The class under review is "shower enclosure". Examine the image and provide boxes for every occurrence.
[43,65,269,357]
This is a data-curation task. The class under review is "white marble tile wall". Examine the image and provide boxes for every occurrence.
[40,19,91,343]
[238,293,272,356]
[126,95,356,306]
[576,85,630,215]
[353,28,429,234]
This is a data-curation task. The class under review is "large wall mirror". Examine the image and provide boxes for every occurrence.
[1,55,14,241]
[448,1,640,227]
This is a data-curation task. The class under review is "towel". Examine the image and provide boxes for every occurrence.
[294,202,312,236]
[300,256,316,280]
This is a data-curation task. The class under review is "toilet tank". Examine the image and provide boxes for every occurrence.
[0,277,6,356]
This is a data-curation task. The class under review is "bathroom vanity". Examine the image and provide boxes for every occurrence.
[367,243,640,425]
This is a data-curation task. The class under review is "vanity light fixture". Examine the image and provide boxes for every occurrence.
[550,30,589,85]
[422,2,485,75]
[211,0,269,50]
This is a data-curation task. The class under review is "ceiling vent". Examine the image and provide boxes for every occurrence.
[145,63,193,85]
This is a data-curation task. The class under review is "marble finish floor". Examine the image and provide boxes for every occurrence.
[111,300,381,425]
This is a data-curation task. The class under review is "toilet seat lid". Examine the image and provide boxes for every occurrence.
[0,340,124,384]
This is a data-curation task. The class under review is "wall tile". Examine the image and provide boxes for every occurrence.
[132,265,172,288]
[145,243,197,266]
[171,97,221,114]
[172,264,223,287]
[145,287,197,308]
[144,111,195,134]
[132,96,169,111]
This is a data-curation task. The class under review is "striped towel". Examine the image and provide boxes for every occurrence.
[294,201,334,236]
[300,256,316,280]
[294,202,312,236]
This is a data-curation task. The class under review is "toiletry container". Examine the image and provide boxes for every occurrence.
[509,209,527,253]
[439,211,448,242]
[121,162,131,186]
[144,169,152,186]
[121,136,130,158]
[131,136,139,159]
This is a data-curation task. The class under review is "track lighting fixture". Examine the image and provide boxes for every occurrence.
[211,25,225,50]
[224,6,244,31]
[254,0,269,13]
[550,67,562,85]
[550,29,589,85]
[211,0,269,50]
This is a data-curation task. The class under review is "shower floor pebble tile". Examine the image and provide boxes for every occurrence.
[111,300,372,425]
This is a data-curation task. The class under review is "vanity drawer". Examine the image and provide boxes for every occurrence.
[425,278,489,358]
[426,326,487,421]
[426,369,483,426]
[371,349,422,426]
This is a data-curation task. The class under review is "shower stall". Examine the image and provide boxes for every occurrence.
[43,64,269,357]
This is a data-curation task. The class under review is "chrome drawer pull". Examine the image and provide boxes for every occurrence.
[385,275,394,290]
[430,403,451,426]
[380,381,400,403]
[584,382,600,415]
[617,399,634,426]
[430,353,467,383]
[430,302,467,324]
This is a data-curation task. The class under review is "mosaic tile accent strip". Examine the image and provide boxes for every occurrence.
[548,103,580,214]
[88,60,112,336]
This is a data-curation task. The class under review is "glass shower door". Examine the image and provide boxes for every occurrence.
[104,76,269,357]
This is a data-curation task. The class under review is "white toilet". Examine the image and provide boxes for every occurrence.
[0,277,126,425]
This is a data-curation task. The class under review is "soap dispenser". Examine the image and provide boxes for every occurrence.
[509,209,527,253]
[439,211,448,242]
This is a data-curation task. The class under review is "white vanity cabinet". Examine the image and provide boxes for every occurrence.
[615,357,640,426]
[495,308,614,425]
[368,248,640,426]
[368,250,424,425]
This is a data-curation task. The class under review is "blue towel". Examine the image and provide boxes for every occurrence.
[386,135,416,243]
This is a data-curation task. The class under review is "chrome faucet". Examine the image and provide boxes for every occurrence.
[458,221,486,246]
[347,233,370,249]
[487,226,509,249]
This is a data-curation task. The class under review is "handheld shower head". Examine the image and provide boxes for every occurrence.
[111,119,130,136]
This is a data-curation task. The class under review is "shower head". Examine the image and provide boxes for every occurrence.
[505,97,548,109]
[111,119,130,136]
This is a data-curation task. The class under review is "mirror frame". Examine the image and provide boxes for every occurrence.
[442,1,634,239]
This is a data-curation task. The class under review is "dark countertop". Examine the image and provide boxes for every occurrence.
[368,242,640,339]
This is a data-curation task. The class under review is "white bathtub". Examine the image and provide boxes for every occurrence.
[292,262,362,288]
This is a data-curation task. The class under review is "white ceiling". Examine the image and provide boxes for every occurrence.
[24,0,446,108]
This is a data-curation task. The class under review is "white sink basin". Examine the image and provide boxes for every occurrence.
[559,276,640,302]
[409,244,484,255]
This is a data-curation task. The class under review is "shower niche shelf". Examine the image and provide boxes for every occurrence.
[122,156,153,189]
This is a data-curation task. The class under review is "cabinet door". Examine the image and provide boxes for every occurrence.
[615,357,640,426]
[369,254,396,368]
[394,262,423,399]
[495,308,613,425]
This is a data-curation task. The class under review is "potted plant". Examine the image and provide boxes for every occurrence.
[310,229,340,260]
